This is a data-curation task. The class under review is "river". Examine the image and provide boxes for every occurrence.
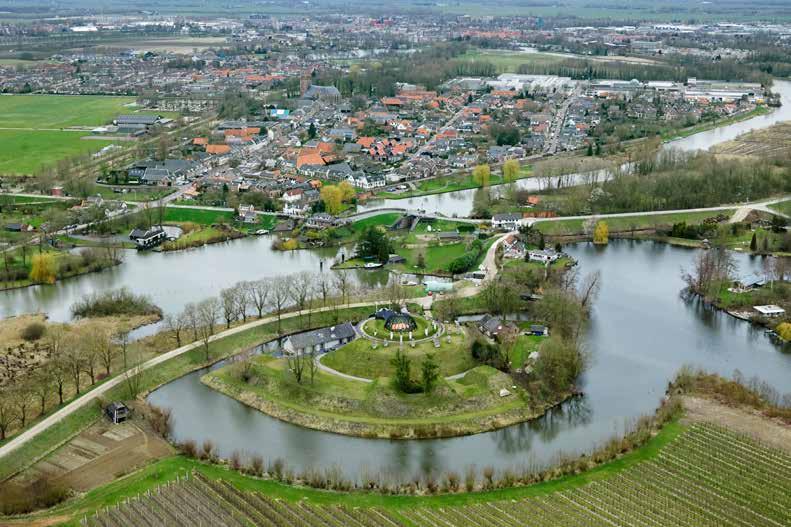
[148,240,791,481]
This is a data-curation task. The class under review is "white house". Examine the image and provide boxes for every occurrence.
[528,249,560,264]
[754,305,786,317]
[491,213,522,231]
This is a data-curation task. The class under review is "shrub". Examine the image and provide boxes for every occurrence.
[71,287,162,319]
[200,439,216,461]
[776,322,791,342]
[20,321,46,341]
[229,450,242,471]
[146,404,173,439]
[180,439,198,458]
[0,477,68,515]
[248,455,264,477]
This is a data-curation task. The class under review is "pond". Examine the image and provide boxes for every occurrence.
[147,240,791,482]
[0,236,389,323]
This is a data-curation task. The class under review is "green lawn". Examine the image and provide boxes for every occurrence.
[0,94,136,128]
[163,207,235,225]
[769,199,791,217]
[348,212,402,234]
[0,130,117,174]
[321,330,473,379]
[395,242,469,274]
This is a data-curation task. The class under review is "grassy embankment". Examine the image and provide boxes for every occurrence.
[533,209,735,237]
[374,166,532,200]
[0,305,373,482]
[662,105,772,142]
[0,95,139,175]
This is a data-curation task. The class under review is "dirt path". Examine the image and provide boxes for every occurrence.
[681,395,791,455]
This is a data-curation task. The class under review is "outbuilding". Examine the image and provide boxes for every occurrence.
[754,305,786,317]
[105,402,129,424]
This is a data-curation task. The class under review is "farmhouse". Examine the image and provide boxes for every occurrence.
[477,314,518,339]
[283,322,356,355]
[491,213,522,230]
[528,249,561,264]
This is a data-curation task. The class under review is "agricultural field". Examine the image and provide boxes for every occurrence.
[0,94,164,175]
[0,95,135,129]
[82,423,791,527]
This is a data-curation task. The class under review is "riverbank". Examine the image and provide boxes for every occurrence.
[372,167,533,200]
[201,358,571,439]
[662,105,772,142]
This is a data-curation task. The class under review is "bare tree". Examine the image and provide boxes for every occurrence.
[234,282,251,322]
[291,272,315,328]
[183,302,200,341]
[31,365,54,415]
[334,270,353,307]
[164,312,187,348]
[316,274,333,310]
[271,275,291,335]
[682,247,736,298]
[46,326,69,405]
[386,272,408,308]
[287,350,310,384]
[247,278,270,319]
[220,287,237,329]
[196,298,220,361]
[578,271,601,310]
[10,382,33,429]
[0,387,16,440]
[63,332,86,395]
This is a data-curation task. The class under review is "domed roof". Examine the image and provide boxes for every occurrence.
[384,313,417,332]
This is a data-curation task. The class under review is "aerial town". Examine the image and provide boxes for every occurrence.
[0,1,791,525]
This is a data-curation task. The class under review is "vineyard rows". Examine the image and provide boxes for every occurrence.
[83,423,791,527]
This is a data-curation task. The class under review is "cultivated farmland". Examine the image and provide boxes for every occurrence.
[83,423,791,526]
